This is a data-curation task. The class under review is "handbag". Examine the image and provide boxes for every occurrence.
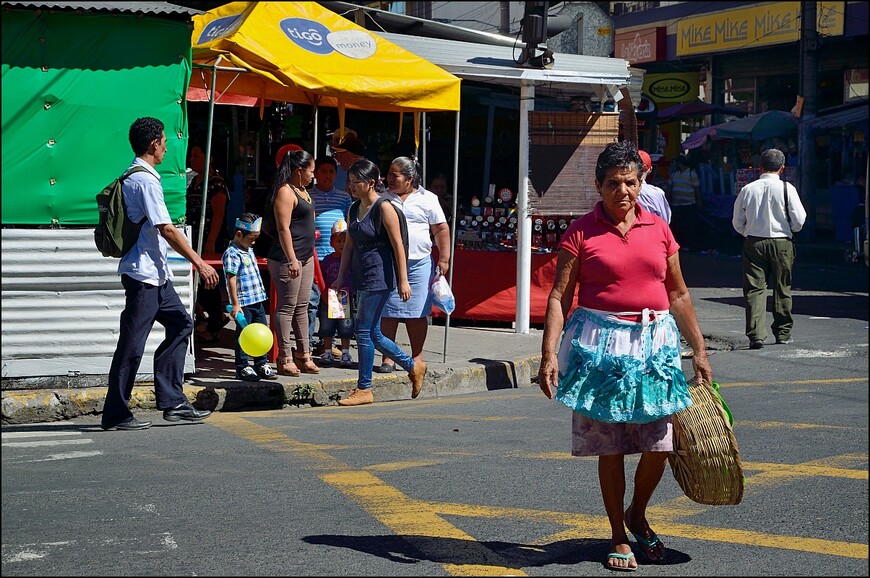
[430,271,455,314]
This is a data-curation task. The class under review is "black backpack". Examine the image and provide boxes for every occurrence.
[94,166,149,258]
[350,197,409,276]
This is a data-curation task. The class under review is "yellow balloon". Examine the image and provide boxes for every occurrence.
[238,323,274,357]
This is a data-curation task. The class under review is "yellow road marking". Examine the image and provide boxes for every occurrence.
[208,413,869,569]
[744,462,868,480]
[210,413,525,575]
[722,377,867,388]
[366,460,442,472]
[740,421,859,430]
[322,470,526,576]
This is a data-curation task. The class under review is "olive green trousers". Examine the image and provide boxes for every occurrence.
[741,236,796,343]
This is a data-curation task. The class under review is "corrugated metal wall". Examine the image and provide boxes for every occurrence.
[1,228,195,383]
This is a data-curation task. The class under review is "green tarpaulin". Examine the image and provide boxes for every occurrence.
[1,8,192,225]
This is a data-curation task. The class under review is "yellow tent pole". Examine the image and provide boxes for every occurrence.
[396,112,403,144]
[338,99,346,143]
[413,111,420,153]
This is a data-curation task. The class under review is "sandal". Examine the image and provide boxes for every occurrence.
[277,357,301,377]
[293,353,320,374]
[624,506,664,564]
[606,550,637,572]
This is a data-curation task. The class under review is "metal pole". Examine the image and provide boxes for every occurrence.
[798,1,818,240]
[443,109,460,362]
[516,79,534,334]
[193,58,221,305]
[313,105,319,157]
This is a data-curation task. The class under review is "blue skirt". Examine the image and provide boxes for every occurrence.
[555,308,693,424]
[382,256,435,318]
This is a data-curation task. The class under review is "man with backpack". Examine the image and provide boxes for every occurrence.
[101,117,219,431]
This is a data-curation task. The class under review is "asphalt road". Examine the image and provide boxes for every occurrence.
[2,333,867,576]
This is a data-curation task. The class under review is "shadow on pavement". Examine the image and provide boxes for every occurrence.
[302,534,692,568]
[706,294,868,321]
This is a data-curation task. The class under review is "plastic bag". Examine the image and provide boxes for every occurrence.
[430,273,455,314]
[327,288,349,319]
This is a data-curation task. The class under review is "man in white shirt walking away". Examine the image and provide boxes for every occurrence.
[732,148,807,350]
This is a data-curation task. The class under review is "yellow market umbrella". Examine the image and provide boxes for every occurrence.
[190,1,461,113]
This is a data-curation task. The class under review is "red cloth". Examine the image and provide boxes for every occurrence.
[431,249,560,324]
[312,247,326,294]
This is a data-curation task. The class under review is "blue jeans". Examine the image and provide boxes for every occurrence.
[234,301,270,370]
[308,282,320,343]
[355,289,414,390]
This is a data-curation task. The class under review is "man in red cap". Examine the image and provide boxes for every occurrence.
[637,149,671,224]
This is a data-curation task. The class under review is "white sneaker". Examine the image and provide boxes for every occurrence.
[340,352,353,367]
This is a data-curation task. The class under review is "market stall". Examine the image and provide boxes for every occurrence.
[187,1,464,356]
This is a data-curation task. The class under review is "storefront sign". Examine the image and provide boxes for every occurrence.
[677,1,844,56]
[614,27,665,64]
[643,72,698,105]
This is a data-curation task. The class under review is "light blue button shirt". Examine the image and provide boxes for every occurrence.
[117,159,174,286]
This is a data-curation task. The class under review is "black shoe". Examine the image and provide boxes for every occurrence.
[375,363,395,374]
[102,416,152,431]
[749,339,765,350]
[163,401,211,422]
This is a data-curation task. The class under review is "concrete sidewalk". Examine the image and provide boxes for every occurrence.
[1,322,546,425]
[3,247,866,425]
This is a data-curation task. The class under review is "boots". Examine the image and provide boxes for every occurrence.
[337,388,374,406]
[409,360,427,399]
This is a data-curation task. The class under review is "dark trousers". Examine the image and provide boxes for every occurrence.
[741,236,796,342]
[102,275,193,428]
[234,301,269,370]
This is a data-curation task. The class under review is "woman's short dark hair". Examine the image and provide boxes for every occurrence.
[129,117,164,156]
[595,140,642,183]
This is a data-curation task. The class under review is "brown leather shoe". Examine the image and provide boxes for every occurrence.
[337,388,374,406]
[408,360,427,399]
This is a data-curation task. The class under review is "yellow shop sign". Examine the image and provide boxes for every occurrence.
[676,1,844,56]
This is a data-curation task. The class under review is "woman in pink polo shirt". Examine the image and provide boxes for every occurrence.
[537,141,713,572]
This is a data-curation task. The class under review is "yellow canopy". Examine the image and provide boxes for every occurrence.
[190,1,461,113]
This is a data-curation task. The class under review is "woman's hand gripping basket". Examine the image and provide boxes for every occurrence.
[668,379,744,505]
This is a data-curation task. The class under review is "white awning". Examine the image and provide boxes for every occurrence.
[379,32,632,98]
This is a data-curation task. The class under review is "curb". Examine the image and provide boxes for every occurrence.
[1,354,543,425]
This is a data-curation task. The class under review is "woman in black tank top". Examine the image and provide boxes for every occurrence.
[266,149,320,377]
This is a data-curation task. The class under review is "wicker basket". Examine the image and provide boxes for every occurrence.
[668,379,744,505]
